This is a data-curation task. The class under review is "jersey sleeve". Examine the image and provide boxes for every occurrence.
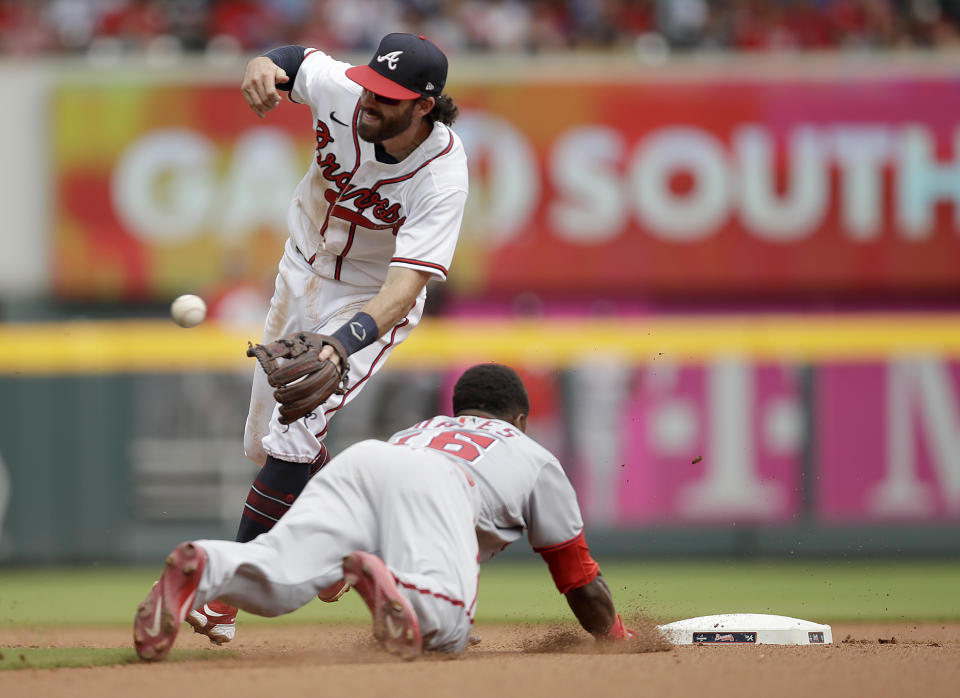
[525,458,585,549]
[290,48,355,107]
[534,532,599,594]
[525,459,598,594]
[390,181,467,281]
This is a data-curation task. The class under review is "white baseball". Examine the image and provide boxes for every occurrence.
[171,294,207,328]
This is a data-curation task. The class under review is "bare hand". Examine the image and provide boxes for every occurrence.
[318,344,341,366]
[241,57,290,118]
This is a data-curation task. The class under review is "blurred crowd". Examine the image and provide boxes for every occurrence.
[2,0,960,59]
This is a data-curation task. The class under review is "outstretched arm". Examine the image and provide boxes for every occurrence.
[536,531,635,640]
[317,267,432,365]
[565,573,634,639]
[565,573,616,637]
[360,267,432,335]
[241,45,306,118]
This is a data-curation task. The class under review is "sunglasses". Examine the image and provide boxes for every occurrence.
[374,94,402,105]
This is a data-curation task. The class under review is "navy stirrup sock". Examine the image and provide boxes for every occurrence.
[235,456,312,542]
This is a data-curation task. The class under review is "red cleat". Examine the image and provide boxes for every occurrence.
[317,579,351,602]
[186,598,238,645]
[342,551,422,660]
[133,542,206,661]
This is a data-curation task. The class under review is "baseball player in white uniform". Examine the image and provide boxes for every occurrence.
[134,364,636,661]
[189,35,468,641]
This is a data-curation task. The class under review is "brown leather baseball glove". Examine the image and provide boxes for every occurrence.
[247,332,350,425]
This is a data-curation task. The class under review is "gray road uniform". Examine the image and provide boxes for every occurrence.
[194,415,600,652]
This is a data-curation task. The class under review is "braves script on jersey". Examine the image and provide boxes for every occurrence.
[388,415,586,561]
[289,48,468,287]
[243,48,469,466]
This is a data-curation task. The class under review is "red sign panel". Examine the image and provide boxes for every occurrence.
[52,73,960,300]
[456,77,960,297]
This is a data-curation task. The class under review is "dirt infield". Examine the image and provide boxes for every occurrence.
[1,622,958,698]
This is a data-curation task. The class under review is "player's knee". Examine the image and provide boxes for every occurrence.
[423,621,472,653]
[411,601,473,653]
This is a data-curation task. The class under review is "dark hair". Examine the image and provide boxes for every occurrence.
[452,363,530,420]
[425,93,459,126]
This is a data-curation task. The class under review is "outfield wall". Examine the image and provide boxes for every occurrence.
[2,54,960,561]
[0,315,958,562]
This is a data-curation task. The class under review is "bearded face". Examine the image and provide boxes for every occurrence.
[358,99,417,143]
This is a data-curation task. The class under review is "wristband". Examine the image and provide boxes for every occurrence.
[262,45,307,91]
[534,532,599,594]
[330,312,379,356]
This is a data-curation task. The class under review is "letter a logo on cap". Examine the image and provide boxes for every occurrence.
[376,51,403,70]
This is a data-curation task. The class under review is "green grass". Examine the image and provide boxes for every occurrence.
[1,558,958,628]
[601,559,960,622]
[0,647,235,670]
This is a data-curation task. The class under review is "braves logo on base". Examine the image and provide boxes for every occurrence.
[693,632,757,643]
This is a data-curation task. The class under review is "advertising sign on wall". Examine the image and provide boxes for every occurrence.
[54,84,307,300]
[597,356,960,525]
[818,359,960,521]
[53,71,960,299]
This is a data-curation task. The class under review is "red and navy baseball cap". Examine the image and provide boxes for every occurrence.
[346,33,447,100]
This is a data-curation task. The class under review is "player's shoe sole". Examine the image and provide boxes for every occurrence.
[342,551,422,660]
[186,598,238,645]
[317,579,351,602]
[133,542,206,661]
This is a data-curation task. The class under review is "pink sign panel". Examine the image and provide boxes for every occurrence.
[817,360,960,522]
[615,361,803,524]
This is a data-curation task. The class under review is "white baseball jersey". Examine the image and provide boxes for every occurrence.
[196,415,591,653]
[289,48,468,287]
[244,48,469,466]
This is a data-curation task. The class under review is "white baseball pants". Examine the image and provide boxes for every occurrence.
[244,238,424,465]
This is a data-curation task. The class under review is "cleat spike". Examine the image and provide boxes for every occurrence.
[133,542,209,661]
[186,600,238,645]
[341,551,422,659]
